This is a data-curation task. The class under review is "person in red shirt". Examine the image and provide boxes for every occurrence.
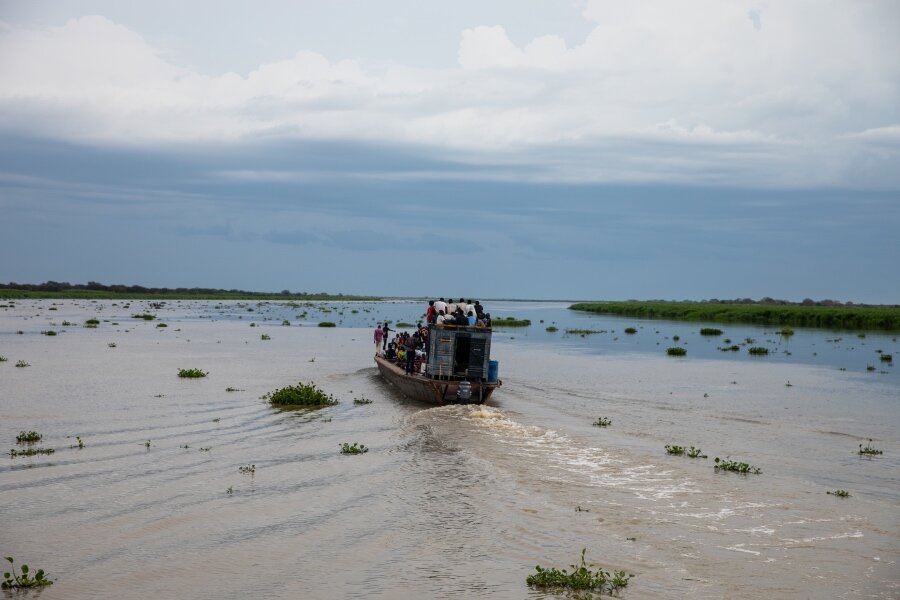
[425,300,436,324]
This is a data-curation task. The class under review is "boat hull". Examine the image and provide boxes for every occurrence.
[374,355,499,405]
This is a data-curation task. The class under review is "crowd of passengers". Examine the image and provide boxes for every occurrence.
[374,298,491,375]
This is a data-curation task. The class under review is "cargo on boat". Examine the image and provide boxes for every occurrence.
[375,324,501,405]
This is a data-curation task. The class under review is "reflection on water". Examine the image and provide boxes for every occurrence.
[0,299,897,599]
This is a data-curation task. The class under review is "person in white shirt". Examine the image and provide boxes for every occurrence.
[434,298,447,314]
[435,310,448,325]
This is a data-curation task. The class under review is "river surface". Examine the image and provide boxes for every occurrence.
[1,299,898,599]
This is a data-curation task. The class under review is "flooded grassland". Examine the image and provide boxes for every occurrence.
[1,300,898,599]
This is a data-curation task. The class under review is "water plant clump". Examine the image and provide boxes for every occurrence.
[260,334,271,340]
[686,446,707,459]
[353,397,373,405]
[492,317,531,327]
[156,323,167,328]
[545,326,559,332]
[565,328,604,335]
[665,444,684,455]
[526,548,633,596]
[15,360,30,367]
[714,457,761,474]
[2,557,53,590]
[700,328,723,335]
[827,489,850,497]
[340,442,368,455]
[666,347,686,356]
[779,327,795,336]
[282,320,291,326]
[396,322,415,328]
[624,327,637,334]
[9,447,55,457]
[858,439,883,456]
[719,345,740,352]
[592,417,612,427]
[264,382,337,407]
[178,368,208,378]
[41,330,57,336]
[16,431,42,443]
[132,313,156,320]
[225,387,244,392]
[0,356,7,362]
[85,318,100,326]
[239,464,256,474]
[748,346,770,355]
[880,354,893,362]
[318,321,336,327]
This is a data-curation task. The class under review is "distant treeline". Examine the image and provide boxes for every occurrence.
[569,301,900,331]
[0,281,380,301]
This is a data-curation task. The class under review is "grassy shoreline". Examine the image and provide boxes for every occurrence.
[569,302,900,331]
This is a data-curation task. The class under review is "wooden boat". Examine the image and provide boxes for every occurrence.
[374,324,501,405]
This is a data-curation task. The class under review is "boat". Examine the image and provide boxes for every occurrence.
[375,324,501,405]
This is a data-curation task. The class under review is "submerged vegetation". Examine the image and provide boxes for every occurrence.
[526,548,632,597]
[748,347,770,355]
[318,321,336,327]
[827,489,851,497]
[264,382,337,407]
[353,397,373,405]
[665,445,707,458]
[16,431,42,443]
[9,447,54,457]
[700,328,723,335]
[2,557,53,590]
[592,417,612,427]
[666,347,686,356]
[178,368,208,378]
[570,301,900,330]
[858,440,883,456]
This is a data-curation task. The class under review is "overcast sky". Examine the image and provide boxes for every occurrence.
[1,1,898,301]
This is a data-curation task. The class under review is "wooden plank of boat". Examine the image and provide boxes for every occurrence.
[374,355,498,405]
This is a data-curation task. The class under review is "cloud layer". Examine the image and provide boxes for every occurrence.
[1,1,899,187]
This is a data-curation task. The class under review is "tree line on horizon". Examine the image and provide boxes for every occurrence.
[0,280,358,299]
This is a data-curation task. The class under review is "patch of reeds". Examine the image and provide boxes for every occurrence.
[40,330,57,336]
[264,382,337,407]
[132,313,156,320]
[748,347,769,355]
[318,321,336,327]
[565,329,603,335]
[666,347,686,356]
[85,318,100,326]
[666,444,707,458]
[880,354,892,362]
[624,327,637,334]
[526,548,632,596]
[493,317,531,327]
[545,326,559,332]
[719,345,740,352]
[779,327,795,336]
[156,323,167,328]
[0,356,7,362]
[353,397,373,405]
[239,464,256,474]
[15,360,30,367]
[260,334,271,340]
[827,489,850,497]
[340,442,368,455]
[592,417,611,427]
[225,387,244,392]
[396,322,415,328]
[700,328,723,335]
[178,368,208,378]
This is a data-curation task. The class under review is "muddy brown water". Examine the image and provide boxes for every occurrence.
[1,301,897,599]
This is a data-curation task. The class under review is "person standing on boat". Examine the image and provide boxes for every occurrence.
[434,297,447,316]
[381,322,391,352]
[374,323,384,355]
[425,300,436,324]
[404,332,420,375]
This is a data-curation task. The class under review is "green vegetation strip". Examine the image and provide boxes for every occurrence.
[570,301,900,330]
[177,368,207,378]
[492,317,531,327]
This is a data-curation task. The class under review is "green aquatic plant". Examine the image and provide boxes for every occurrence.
[16,431,42,443]
[226,486,234,494]
[107,342,117,348]
[2,556,53,590]
[178,368,208,378]
[827,489,850,497]
[40,330,57,336]
[9,447,54,457]
[340,442,368,455]
[880,354,893,362]
[156,323,167,328]
[526,548,633,596]
[15,360,30,367]
[858,439,882,455]
[318,321,336,327]
[264,382,337,407]
[282,320,291,326]
[239,464,256,474]
[666,347,686,356]
[144,440,151,448]
[260,334,271,340]
[492,317,531,327]
[71,436,84,449]
[396,322,415,328]
[0,356,7,362]
[700,328,723,335]
[132,313,156,320]
[592,417,612,427]
[779,327,795,336]
[714,457,761,474]
[624,327,637,334]
[199,446,212,452]
[686,446,707,459]
[545,326,559,332]
[353,397,373,405]
[748,347,769,355]
[665,445,685,455]
[225,387,244,392]
[719,345,740,352]
[85,318,100,326]
[866,364,875,372]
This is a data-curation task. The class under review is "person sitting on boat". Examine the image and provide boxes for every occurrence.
[435,309,448,325]
[385,342,397,360]
[467,311,477,326]
[482,313,492,328]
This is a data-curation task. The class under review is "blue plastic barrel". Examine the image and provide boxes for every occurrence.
[487,360,499,383]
